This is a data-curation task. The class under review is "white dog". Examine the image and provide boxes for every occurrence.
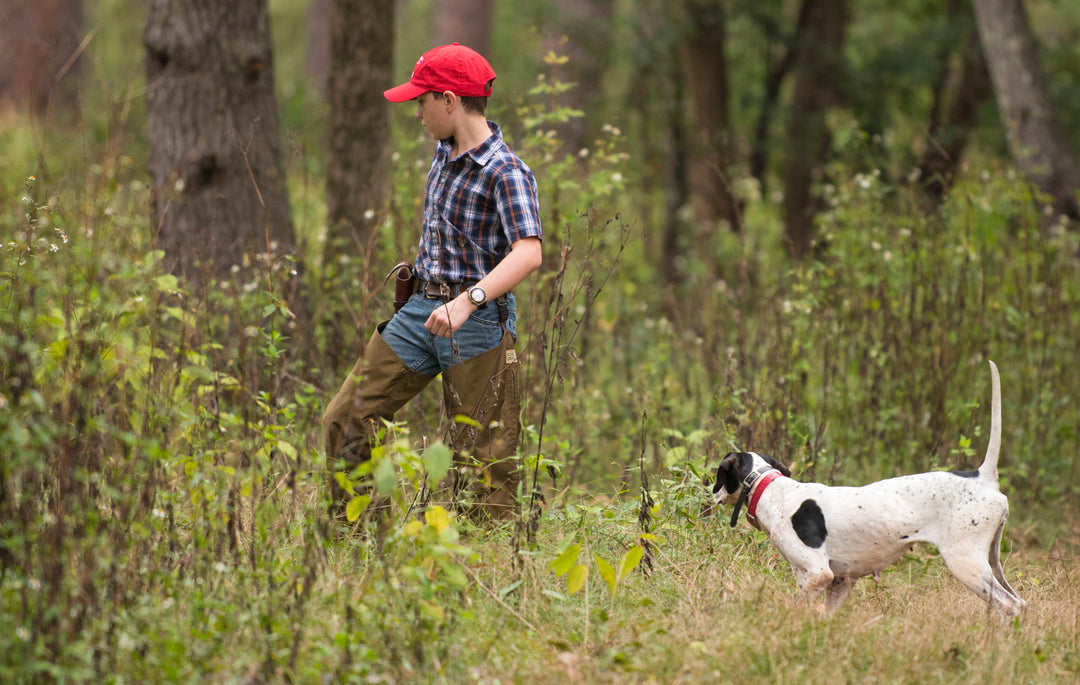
[712,361,1025,616]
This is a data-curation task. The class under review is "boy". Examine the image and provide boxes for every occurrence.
[323,43,543,520]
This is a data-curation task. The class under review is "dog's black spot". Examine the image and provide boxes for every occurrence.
[950,469,979,479]
[791,499,827,549]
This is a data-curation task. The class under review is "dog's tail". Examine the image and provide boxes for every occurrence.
[978,360,1002,487]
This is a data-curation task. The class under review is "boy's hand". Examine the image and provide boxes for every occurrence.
[424,294,477,337]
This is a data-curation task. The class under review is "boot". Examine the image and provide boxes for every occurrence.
[323,324,432,518]
[442,330,522,519]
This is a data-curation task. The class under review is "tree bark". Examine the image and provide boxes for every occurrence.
[680,0,740,236]
[306,0,332,95]
[972,0,1080,219]
[749,0,812,195]
[782,0,848,258]
[433,0,494,55]
[145,0,295,285]
[325,0,394,266]
[917,14,992,201]
[0,0,83,118]
[543,0,615,154]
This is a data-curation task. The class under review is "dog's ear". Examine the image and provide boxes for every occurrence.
[713,452,748,494]
[760,453,791,477]
[712,453,740,493]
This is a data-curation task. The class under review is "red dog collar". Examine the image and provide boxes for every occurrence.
[746,470,783,528]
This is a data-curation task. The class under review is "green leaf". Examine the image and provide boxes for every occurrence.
[418,600,445,622]
[277,440,298,460]
[550,544,581,576]
[345,495,370,522]
[373,456,396,495]
[155,273,178,292]
[595,555,617,592]
[619,546,644,580]
[453,414,482,428]
[333,472,355,496]
[499,580,523,598]
[567,564,588,596]
[422,442,453,485]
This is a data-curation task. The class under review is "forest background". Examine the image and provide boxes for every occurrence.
[1,0,1079,683]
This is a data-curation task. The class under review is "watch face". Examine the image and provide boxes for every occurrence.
[469,286,486,305]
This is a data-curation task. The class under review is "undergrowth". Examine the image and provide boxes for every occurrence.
[2,63,1080,684]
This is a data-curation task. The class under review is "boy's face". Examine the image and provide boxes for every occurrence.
[415,91,452,140]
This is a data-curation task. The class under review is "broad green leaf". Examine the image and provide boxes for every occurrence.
[550,544,581,576]
[595,555,616,592]
[345,495,370,522]
[438,560,468,588]
[619,545,644,580]
[277,440,298,460]
[373,456,396,494]
[422,442,453,485]
[567,564,588,596]
[156,273,179,291]
[402,520,423,538]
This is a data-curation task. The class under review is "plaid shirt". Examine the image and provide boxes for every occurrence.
[414,122,542,284]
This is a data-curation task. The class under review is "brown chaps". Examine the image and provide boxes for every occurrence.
[322,325,522,519]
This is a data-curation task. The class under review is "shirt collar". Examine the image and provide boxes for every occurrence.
[438,121,501,165]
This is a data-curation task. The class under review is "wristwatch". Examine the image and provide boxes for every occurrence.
[466,285,487,306]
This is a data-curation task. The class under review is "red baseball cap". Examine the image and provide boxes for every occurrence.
[384,43,497,102]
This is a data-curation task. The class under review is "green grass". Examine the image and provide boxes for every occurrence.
[3,31,1080,682]
[9,481,1070,684]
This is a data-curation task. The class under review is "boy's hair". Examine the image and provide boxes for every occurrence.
[460,95,489,116]
[432,86,490,116]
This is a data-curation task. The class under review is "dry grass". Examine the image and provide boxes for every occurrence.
[428,502,1080,685]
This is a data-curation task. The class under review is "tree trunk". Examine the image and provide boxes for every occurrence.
[306,0,332,95]
[972,0,1080,219]
[433,0,494,55]
[543,0,615,154]
[325,0,394,267]
[917,13,992,201]
[782,0,848,258]
[145,0,295,285]
[749,0,812,196]
[0,0,83,118]
[680,0,740,238]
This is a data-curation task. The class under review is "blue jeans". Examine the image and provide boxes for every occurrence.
[379,292,517,376]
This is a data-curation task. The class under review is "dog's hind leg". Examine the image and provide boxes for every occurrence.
[940,541,1025,617]
[988,520,1026,611]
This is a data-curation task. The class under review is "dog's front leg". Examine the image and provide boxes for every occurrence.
[824,576,857,613]
[793,563,835,613]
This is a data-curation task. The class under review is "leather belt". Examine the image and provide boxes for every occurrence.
[415,279,477,300]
